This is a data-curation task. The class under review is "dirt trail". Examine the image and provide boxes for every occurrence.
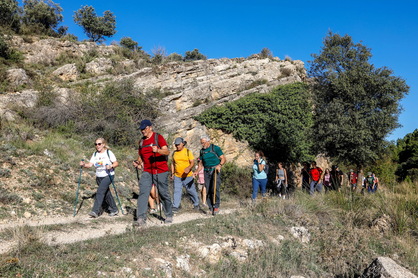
[0,209,236,254]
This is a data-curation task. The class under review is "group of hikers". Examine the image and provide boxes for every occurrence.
[301,161,379,195]
[79,119,380,226]
[80,119,226,227]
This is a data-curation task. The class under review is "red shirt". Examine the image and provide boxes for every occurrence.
[309,167,323,181]
[138,133,169,174]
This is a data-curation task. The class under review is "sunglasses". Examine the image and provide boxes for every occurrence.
[94,143,102,146]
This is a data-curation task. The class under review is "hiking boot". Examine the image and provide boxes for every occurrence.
[193,205,200,211]
[133,218,146,227]
[109,211,118,216]
[172,207,180,214]
[213,208,219,216]
[88,211,98,218]
[165,216,173,224]
[149,208,157,214]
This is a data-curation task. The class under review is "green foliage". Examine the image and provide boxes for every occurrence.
[0,0,21,31]
[166,52,183,62]
[119,37,138,51]
[73,5,116,43]
[308,32,409,168]
[221,162,252,198]
[259,47,273,58]
[22,0,63,35]
[21,79,158,146]
[395,129,418,181]
[195,82,313,162]
[184,48,206,61]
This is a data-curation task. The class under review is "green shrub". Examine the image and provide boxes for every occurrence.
[221,162,251,198]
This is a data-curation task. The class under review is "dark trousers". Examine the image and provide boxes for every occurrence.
[92,176,118,214]
[204,169,221,209]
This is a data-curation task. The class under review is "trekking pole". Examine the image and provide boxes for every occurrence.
[152,149,163,222]
[73,159,84,217]
[213,169,217,210]
[106,165,126,215]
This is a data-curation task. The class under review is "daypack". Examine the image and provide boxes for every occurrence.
[139,132,168,161]
[261,159,269,174]
[365,176,375,187]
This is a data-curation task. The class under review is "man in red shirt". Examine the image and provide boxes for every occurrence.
[309,161,323,195]
[133,120,173,226]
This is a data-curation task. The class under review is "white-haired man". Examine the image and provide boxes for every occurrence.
[194,135,226,215]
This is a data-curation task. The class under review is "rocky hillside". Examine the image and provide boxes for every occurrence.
[2,36,306,166]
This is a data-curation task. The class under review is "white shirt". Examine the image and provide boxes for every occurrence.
[89,150,116,177]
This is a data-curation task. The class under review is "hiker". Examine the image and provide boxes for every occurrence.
[300,162,310,193]
[275,162,288,199]
[349,169,358,191]
[309,161,323,195]
[322,168,332,192]
[251,151,268,202]
[80,138,119,218]
[194,135,226,215]
[133,120,173,226]
[171,137,200,213]
[363,172,376,193]
[330,165,344,191]
[372,173,379,192]
[196,158,207,207]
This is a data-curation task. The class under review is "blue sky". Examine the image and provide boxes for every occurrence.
[35,0,418,141]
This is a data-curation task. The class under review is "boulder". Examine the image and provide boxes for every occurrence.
[362,257,417,278]
[52,64,79,81]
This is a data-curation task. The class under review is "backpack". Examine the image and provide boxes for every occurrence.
[139,133,168,161]
[261,159,269,174]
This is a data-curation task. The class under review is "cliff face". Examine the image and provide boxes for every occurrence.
[2,37,306,166]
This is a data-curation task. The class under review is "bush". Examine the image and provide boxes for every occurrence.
[21,78,159,146]
[221,162,251,198]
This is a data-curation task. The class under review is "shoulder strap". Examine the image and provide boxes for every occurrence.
[139,133,160,149]
[94,149,112,163]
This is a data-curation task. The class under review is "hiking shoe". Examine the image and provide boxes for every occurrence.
[133,218,146,227]
[149,208,158,214]
[213,208,219,216]
[172,207,180,214]
[165,217,173,224]
[88,211,98,218]
[193,205,200,211]
[109,211,118,216]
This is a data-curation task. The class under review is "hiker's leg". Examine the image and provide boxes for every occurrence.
[252,178,259,200]
[204,170,213,209]
[104,179,118,213]
[184,176,199,207]
[309,181,316,195]
[214,170,221,208]
[155,171,173,217]
[137,172,153,221]
[260,178,267,197]
[92,176,110,215]
[172,176,183,209]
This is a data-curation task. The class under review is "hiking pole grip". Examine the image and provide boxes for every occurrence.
[73,159,84,217]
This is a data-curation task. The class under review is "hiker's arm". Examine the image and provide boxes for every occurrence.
[215,155,226,172]
[170,162,175,178]
[284,169,288,185]
[258,160,265,172]
[184,158,194,174]
[133,157,143,169]
[106,161,119,170]
[194,160,203,177]
[80,160,93,168]
[152,145,169,155]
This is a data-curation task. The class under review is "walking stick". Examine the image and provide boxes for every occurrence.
[213,169,217,209]
[107,165,126,215]
[73,159,84,216]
